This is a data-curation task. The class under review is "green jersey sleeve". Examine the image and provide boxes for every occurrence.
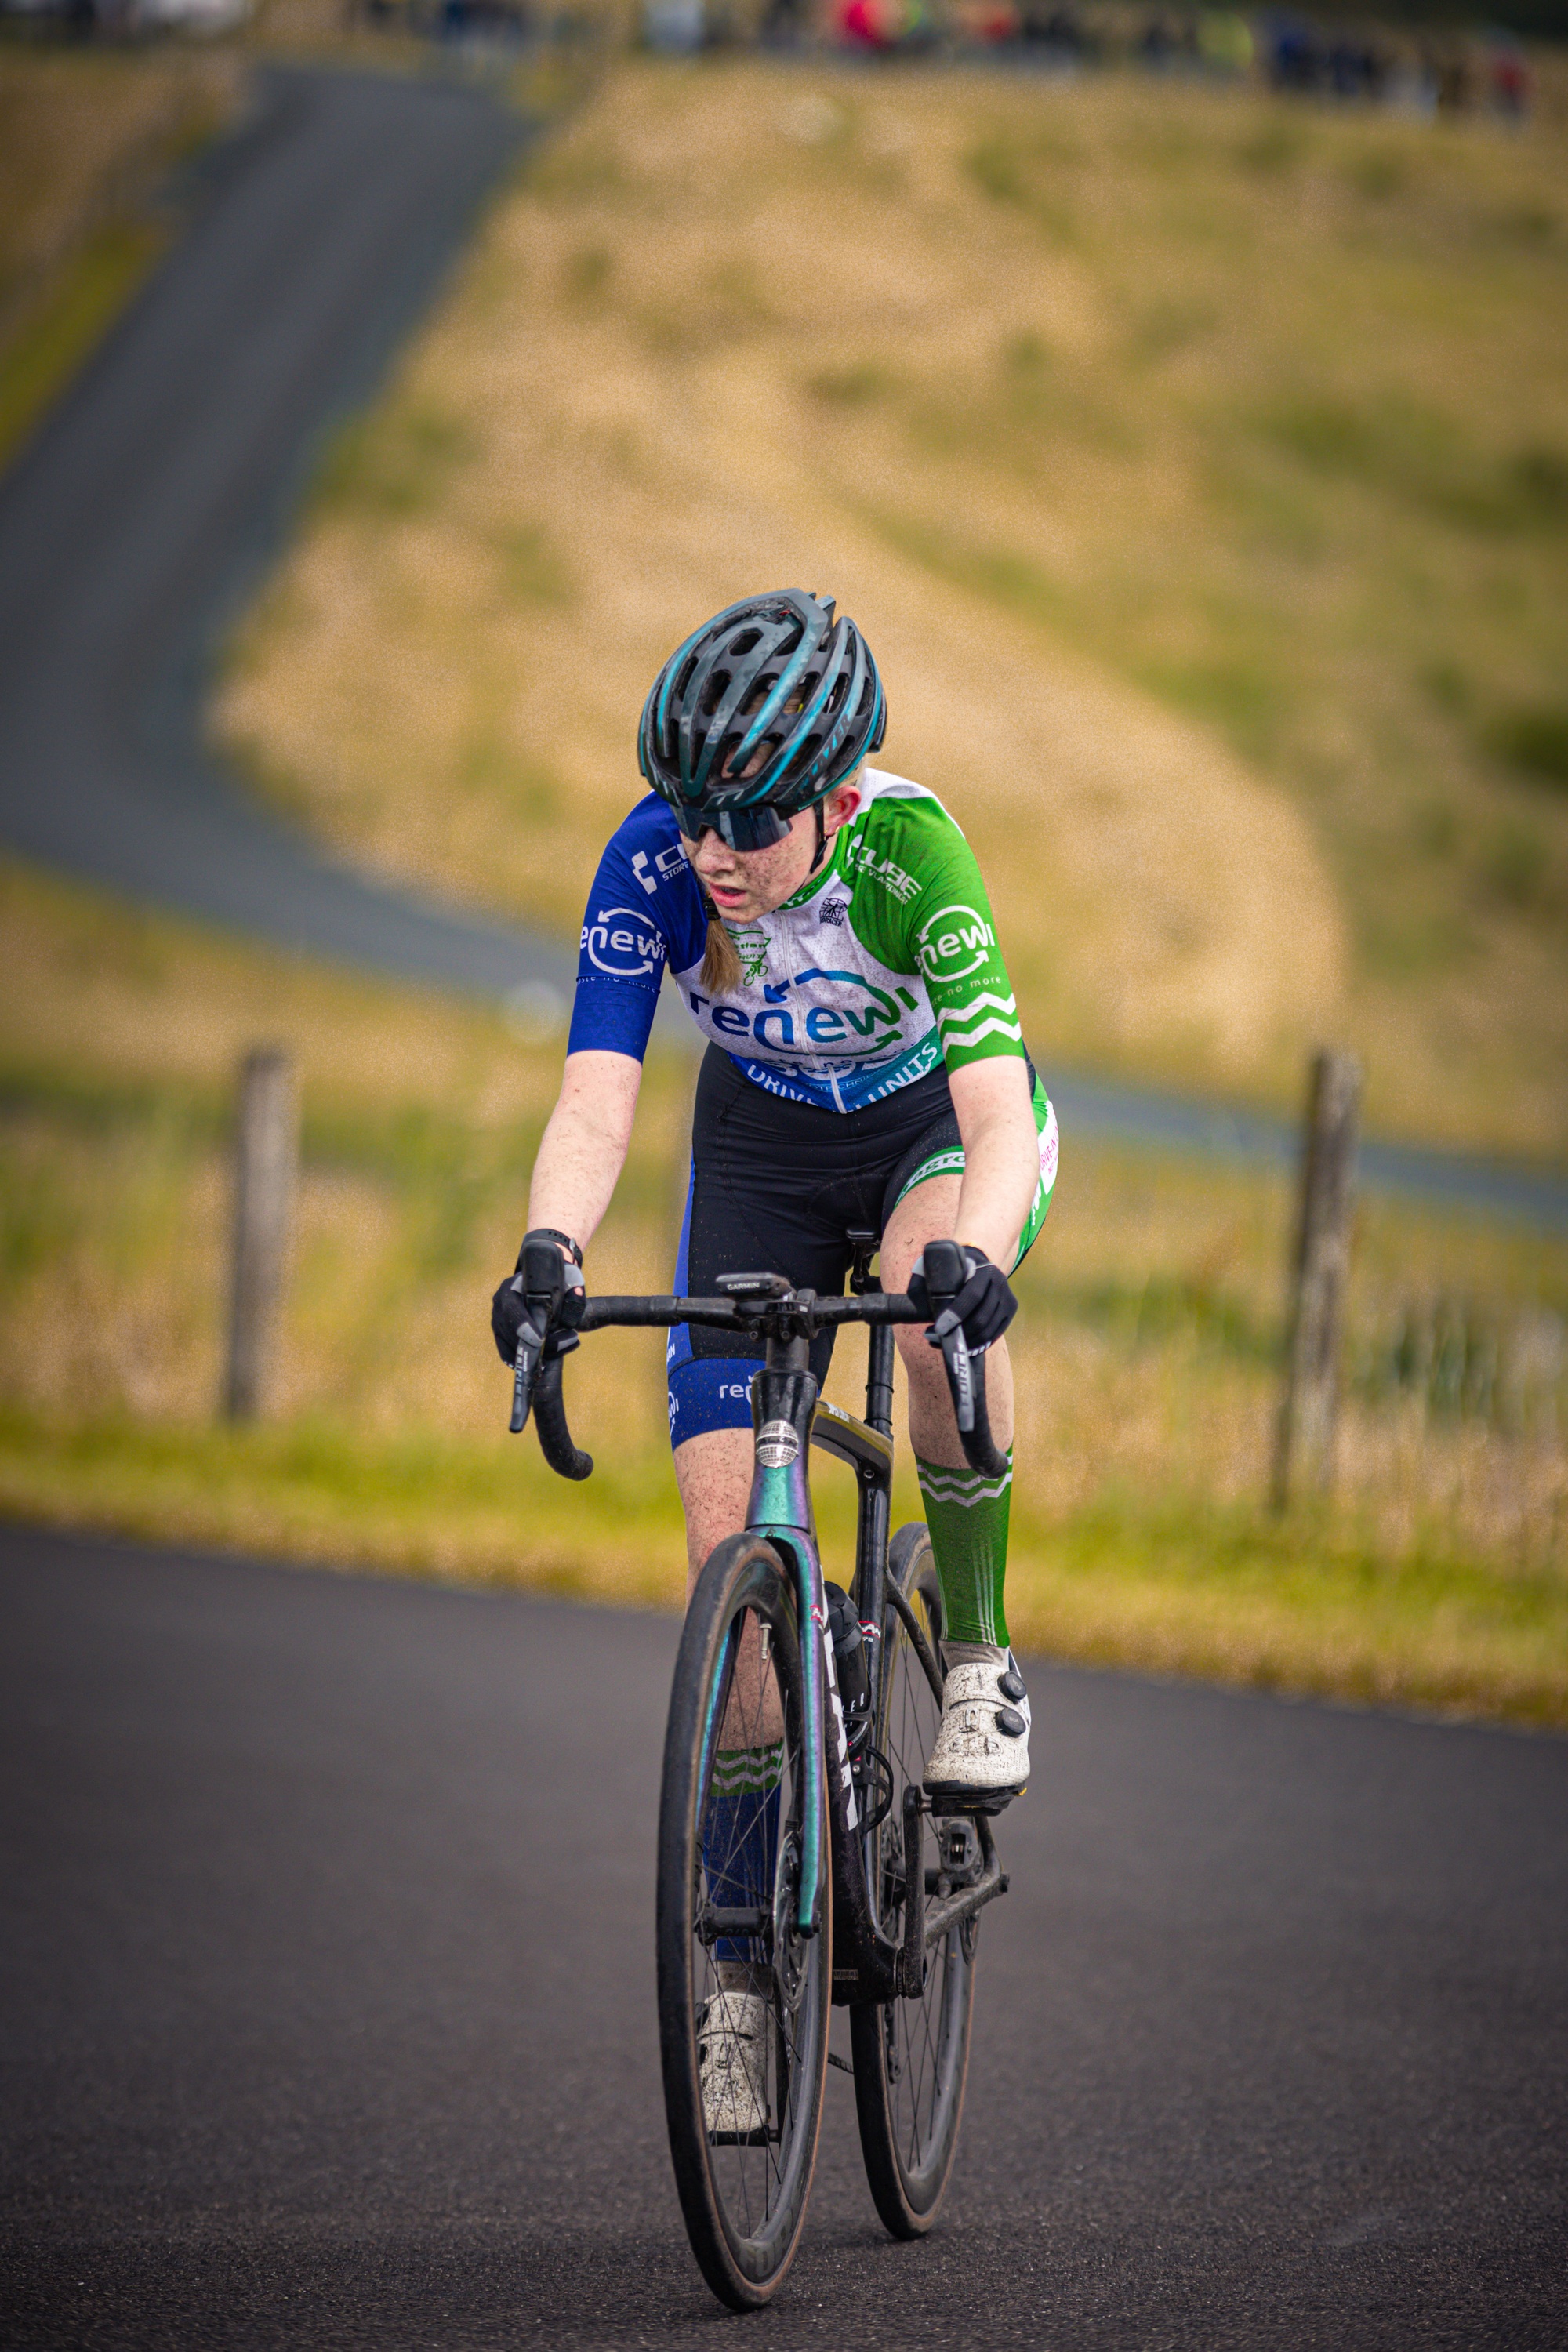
[843,786,1025,1075]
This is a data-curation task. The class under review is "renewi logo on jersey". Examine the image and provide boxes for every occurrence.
[692,963,917,1053]
[916,903,996,984]
[583,906,662,978]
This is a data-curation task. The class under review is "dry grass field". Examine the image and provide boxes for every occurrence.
[217,53,1568,1156]
[3,856,1565,1720]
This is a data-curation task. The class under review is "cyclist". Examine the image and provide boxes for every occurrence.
[492,590,1056,2114]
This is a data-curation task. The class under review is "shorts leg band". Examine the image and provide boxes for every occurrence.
[668,1355,763,1449]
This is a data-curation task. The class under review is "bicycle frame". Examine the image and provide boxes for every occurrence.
[718,1287,1007,2005]
[510,1238,1011,2004]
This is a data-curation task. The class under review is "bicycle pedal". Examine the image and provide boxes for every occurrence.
[926,1786,1024,1817]
[706,2127,776,2147]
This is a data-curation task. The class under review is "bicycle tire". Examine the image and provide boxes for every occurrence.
[851,1521,977,2238]
[656,1531,831,2310]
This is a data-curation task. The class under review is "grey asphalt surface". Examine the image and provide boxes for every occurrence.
[2,1523,1565,2349]
[0,64,568,1006]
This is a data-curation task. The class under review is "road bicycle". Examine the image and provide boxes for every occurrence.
[507,1231,1013,2310]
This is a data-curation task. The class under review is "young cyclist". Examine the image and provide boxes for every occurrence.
[491,589,1056,2121]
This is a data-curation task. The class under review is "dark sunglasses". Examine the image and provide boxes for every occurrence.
[673,803,793,853]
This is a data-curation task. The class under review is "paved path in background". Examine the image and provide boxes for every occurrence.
[2,1525,1564,2348]
[0,60,1563,1225]
[0,65,564,1005]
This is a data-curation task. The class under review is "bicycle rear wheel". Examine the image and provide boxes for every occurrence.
[851,1521,977,2238]
[656,1531,831,2310]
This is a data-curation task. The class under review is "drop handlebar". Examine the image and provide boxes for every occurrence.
[507,1250,1009,1485]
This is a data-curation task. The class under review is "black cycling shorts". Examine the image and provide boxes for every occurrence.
[666,1046,968,1448]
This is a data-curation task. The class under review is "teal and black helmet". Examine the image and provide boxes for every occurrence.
[638,590,886,851]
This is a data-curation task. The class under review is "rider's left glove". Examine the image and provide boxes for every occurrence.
[907,1243,1018,1352]
[491,1232,584,1367]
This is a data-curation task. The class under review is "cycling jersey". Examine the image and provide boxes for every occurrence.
[568,768,1027,1111]
[567,764,1058,1448]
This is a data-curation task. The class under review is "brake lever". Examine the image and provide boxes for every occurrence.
[920,1239,1010,1479]
[937,1320,977,1435]
[507,1247,585,1436]
[510,1322,543,1435]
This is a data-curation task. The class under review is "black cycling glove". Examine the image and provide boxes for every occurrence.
[491,1232,583,1367]
[907,1243,1018,1353]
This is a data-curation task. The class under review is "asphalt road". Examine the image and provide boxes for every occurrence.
[2,1523,1565,2349]
[0,64,567,1007]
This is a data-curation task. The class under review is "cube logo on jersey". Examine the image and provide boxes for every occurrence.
[630,842,688,898]
[583,906,663,978]
[916,904,996,985]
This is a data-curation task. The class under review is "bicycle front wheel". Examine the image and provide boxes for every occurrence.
[656,1531,831,2310]
[851,1520,977,2238]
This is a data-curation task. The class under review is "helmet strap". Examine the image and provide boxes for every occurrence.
[809,797,828,875]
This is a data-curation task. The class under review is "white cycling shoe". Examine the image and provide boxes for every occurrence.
[923,1649,1031,1813]
[698,1988,771,2143]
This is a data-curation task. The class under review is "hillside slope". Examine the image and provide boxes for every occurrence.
[218,58,1568,1156]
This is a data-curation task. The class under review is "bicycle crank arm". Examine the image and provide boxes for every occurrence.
[918,1853,1008,1955]
[895,1794,1009,1996]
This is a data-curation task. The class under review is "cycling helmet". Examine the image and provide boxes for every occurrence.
[638,589,886,850]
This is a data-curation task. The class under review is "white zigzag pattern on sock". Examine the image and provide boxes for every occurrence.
[917,1469,1013,1506]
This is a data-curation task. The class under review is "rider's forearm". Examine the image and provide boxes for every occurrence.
[525,1050,642,1259]
[949,1064,1040,1270]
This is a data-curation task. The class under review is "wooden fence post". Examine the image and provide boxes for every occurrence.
[1272,1049,1361,1508]
[225,1047,298,1423]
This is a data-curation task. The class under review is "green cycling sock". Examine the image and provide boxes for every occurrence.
[914,1450,1013,1651]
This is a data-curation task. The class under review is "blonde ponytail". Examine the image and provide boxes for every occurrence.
[701,918,743,996]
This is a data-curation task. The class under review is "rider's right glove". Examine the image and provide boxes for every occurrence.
[491,1230,583,1366]
[906,1243,1018,1353]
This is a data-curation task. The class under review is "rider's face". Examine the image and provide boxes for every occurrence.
[686,781,862,924]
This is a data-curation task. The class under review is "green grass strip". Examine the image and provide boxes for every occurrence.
[0,220,165,477]
[2,1410,1563,1730]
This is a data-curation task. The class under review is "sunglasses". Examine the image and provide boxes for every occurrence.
[673,803,793,853]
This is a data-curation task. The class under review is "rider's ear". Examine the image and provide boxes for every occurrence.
[825,776,862,833]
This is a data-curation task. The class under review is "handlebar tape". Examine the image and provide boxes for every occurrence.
[532,1352,593,1481]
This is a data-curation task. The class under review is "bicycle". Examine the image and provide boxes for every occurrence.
[507,1229,1013,2310]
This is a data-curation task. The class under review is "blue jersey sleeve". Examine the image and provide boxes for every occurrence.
[567,796,707,1060]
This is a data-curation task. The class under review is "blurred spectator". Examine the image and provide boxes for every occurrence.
[1138,13,1178,67]
[1196,9,1253,74]
[836,0,889,47]
[759,0,807,45]
[833,0,937,51]
[1484,33,1532,118]
[644,0,702,45]
[975,0,1022,42]
[1265,15,1319,91]
[1021,2,1094,60]
[1433,47,1471,111]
